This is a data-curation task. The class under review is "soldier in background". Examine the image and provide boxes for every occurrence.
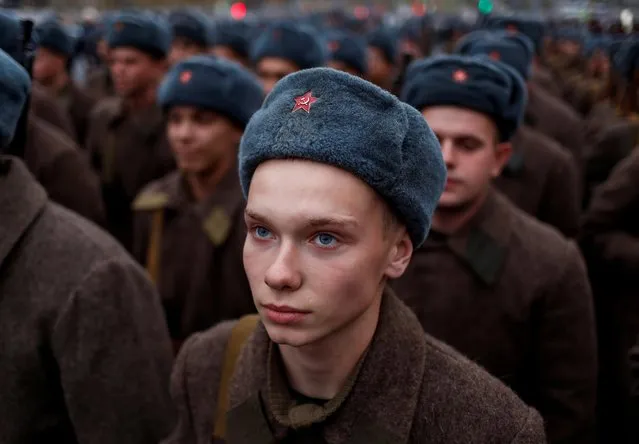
[167,9,213,66]
[86,12,175,250]
[133,56,262,353]
[326,30,368,77]
[366,26,398,90]
[398,55,597,443]
[209,20,252,68]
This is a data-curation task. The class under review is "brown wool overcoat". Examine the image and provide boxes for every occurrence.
[84,65,115,101]
[30,83,76,139]
[495,124,581,238]
[132,169,255,345]
[59,81,98,148]
[162,290,546,444]
[391,190,597,444]
[0,156,175,444]
[24,116,105,225]
[86,97,175,250]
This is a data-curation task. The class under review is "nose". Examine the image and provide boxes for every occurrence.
[440,139,457,170]
[173,120,194,143]
[264,242,302,292]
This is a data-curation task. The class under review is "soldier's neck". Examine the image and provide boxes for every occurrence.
[431,191,488,235]
[185,156,233,202]
[125,85,158,112]
[278,289,382,400]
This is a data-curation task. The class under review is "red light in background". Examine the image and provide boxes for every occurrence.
[353,6,370,20]
[230,2,247,20]
[412,2,427,16]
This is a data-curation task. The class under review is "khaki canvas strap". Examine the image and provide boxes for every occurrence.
[146,209,164,284]
[213,314,261,440]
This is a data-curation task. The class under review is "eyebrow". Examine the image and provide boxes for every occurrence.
[244,209,359,229]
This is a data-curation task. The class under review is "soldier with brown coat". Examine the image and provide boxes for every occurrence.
[0,47,175,444]
[162,68,546,444]
[133,56,263,351]
[86,12,175,250]
[399,55,597,444]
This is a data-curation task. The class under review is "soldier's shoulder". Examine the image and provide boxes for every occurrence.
[90,96,122,121]
[132,173,179,211]
[414,334,545,442]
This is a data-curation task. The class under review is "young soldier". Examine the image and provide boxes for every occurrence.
[366,27,397,91]
[250,23,326,95]
[398,55,596,443]
[167,9,213,66]
[132,56,263,352]
[326,30,368,77]
[86,12,175,250]
[0,48,174,444]
[162,68,546,443]
[456,30,581,238]
[209,20,252,68]
[33,20,98,146]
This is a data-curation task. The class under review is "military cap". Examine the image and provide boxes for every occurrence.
[457,30,534,80]
[484,16,545,54]
[35,20,75,57]
[239,68,446,248]
[107,12,172,59]
[553,28,587,44]
[250,23,326,70]
[0,11,24,64]
[168,9,213,48]
[158,55,263,128]
[212,20,252,58]
[0,48,31,148]
[367,27,398,65]
[327,30,368,75]
[401,55,527,142]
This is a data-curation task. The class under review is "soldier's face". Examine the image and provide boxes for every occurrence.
[168,37,205,66]
[33,48,66,86]
[243,160,412,348]
[422,106,512,210]
[366,47,393,87]
[210,45,248,67]
[327,60,362,77]
[109,48,166,98]
[166,106,242,175]
[256,57,299,96]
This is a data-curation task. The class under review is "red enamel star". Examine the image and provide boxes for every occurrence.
[179,70,192,84]
[489,51,501,61]
[453,69,468,83]
[292,91,318,113]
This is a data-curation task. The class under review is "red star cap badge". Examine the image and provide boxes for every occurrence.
[179,70,192,84]
[328,41,340,52]
[489,51,501,61]
[506,24,518,34]
[292,91,318,113]
[453,69,468,83]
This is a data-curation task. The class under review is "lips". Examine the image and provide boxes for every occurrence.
[262,304,310,325]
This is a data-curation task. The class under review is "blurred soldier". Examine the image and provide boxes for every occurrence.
[457,31,581,237]
[399,55,597,443]
[326,30,367,77]
[250,23,326,95]
[33,20,97,146]
[581,148,639,444]
[1,13,104,224]
[133,56,262,352]
[0,47,174,444]
[167,9,213,66]
[162,67,546,444]
[209,20,251,67]
[86,12,175,251]
[85,15,115,100]
[366,27,398,90]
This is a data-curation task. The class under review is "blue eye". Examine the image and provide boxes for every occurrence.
[313,233,337,248]
[254,226,272,239]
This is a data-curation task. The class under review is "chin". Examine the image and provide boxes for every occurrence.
[262,321,322,348]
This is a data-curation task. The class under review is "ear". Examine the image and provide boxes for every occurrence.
[384,231,413,279]
[491,141,513,178]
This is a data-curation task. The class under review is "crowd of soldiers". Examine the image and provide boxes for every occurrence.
[2,4,639,444]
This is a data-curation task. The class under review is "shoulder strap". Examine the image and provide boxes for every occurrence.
[145,209,165,284]
[212,314,261,441]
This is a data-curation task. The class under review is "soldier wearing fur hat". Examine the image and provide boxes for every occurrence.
[86,12,175,251]
[0,47,174,444]
[161,68,546,444]
[33,20,98,147]
[0,12,104,225]
[366,27,398,91]
[326,30,368,77]
[250,23,326,95]
[132,56,263,353]
[457,31,581,238]
[168,9,213,66]
[398,55,596,444]
[210,20,252,68]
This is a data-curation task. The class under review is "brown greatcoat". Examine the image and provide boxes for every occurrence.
[0,156,175,444]
[391,190,597,444]
[132,168,255,347]
[24,116,105,225]
[86,97,175,250]
[495,124,581,238]
[30,83,76,139]
[85,65,115,101]
[162,289,546,444]
[581,147,639,443]
[530,65,562,98]
[526,82,586,170]
[56,81,98,147]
